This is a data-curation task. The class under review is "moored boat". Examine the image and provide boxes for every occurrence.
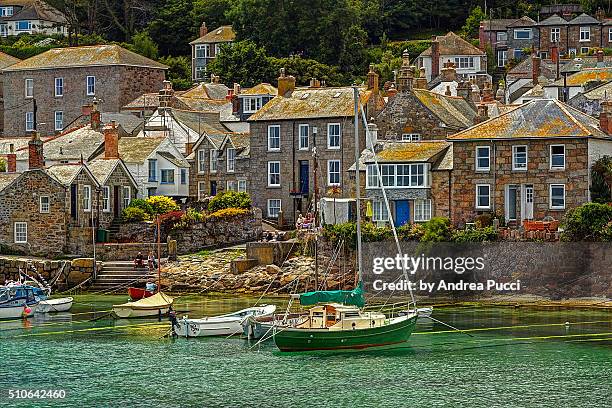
[36,297,74,313]
[112,292,174,318]
[128,287,154,300]
[174,305,276,337]
[0,285,39,319]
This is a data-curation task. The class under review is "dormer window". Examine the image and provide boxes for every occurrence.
[243,96,262,113]
[0,7,13,17]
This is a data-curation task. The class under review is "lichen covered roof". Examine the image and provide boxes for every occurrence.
[574,80,612,100]
[171,109,228,134]
[46,163,88,186]
[87,159,121,185]
[240,83,277,96]
[413,89,476,128]
[448,99,607,140]
[181,83,230,100]
[5,44,168,71]
[0,172,20,192]
[157,151,189,168]
[551,68,612,87]
[0,137,33,154]
[116,137,166,163]
[349,141,451,171]
[15,126,104,161]
[190,26,235,45]
[0,51,20,69]
[248,86,373,121]
[420,32,484,57]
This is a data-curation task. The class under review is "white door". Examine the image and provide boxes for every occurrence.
[523,185,534,220]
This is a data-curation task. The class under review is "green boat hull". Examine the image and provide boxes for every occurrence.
[273,314,418,352]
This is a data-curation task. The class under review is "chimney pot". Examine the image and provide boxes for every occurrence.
[28,132,44,170]
[103,123,120,159]
[199,21,208,38]
[600,100,612,134]
[277,68,296,97]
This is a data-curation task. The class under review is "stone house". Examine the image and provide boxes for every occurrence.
[447,98,612,226]
[2,44,167,136]
[0,51,19,135]
[543,67,612,101]
[537,13,604,58]
[568,81,612,116]
[246,68,383,224]
[235,83,277,121]
[187,131,226,200]
[0,0,68,37]
[479,16,538,68]
[190,23,235,81]
[215,133,250,194]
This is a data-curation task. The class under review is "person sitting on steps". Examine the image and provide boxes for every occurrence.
[133,252,145,269]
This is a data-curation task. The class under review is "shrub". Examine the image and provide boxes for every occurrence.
[474,213,493,228]
[146,196,180,215]
[602,221,612,242]
[208,191,251,212]
[182,208,205,223]
[397,223,424,241]
[127,198,153,216]
[121,207,149,222]
[208,208,250,219]
[421,217,452,242]
[322,222,391,249]
[159,210,185,228]
[452,226,498,243]
[562,202,612,241]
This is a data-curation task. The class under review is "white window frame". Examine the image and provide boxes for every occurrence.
[161,169,175,184]
[580,47,589,55]
[299,124,309,150]
[512,145,528,171]
[372,200,388,222]
[226,180,238,191]
[122,186,131,208]
[267,199,281,218]
[609,28,612,42]
[83,185,91,212]
[209,149,218,173]
[414,199,432,222]
[366,164,379,188]
[195,44,210,58]
[497,50,507,67]
[14,222,27,243]
[453,56,475,69]
[496,31,507,42]
[268,161,280,187]
[549,184,566,210]
[514,28,532,40]
[551,28,560,43]
[327,160,341,186]
[579,26,590,42]
[476,184,491,210]
[102,186,110,212]
[197,149,206,173]
[226,147,236,173]
[476,146,491,171]
[54,111,63,131]
[327,123,341,149]
[243,97,262,113]
[238,179,247,192]
[54,77,63,97]
[15,20,31,31]
[374,163,428,188]
[401,133,421,141]
[39,196,50,213]
[24,78,33,98]
[25,112,34,132]
[86,76,96,96]
[0,6,14,17]
[550,145,566,170]
[148,159,157,181]
[198,181,207,200]
[268,125,280,151]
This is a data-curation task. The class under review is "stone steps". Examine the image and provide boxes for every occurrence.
[89,260,157,292]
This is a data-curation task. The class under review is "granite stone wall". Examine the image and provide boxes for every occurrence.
[0,256,100,290]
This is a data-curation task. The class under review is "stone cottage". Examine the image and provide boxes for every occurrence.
[0,50,20,135]
[187,131,227,200]
[215,133,250,194]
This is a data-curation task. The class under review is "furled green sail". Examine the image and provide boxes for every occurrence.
[299,282,365,307]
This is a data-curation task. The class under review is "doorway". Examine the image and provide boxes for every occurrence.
[505,185,518,223]
[113,186,120,216]
[299,160,309,194]
[522,184,534,221]
[394,200,410,227]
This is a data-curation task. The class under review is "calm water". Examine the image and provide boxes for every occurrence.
[0,295,611,408]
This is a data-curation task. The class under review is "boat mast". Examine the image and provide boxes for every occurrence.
[353,86,363,283]
[157,215,161,293]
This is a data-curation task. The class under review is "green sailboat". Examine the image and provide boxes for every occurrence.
[272,87,419,352]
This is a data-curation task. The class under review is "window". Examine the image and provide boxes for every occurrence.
[299,124,309,150]
[513,49,524,59]
[497,50,507,67]
[580,27,590,42]
[453,57,474,69]
[243,97,262,113]
[327,123,341,149]
[580,47,589,55]
[569,48,577,57]
[14,222,27,243]
[161,169,175,184]
[195,44,210,58]
[86,76,96,95]
[372,200,388,222]
[16,21,31,31]
[227,148,236,172]
[366,164,379,188]
[195,66,206,80]
[268,125,280,151]
[550,145,565,169]
[476,146,491,171]
[123,186,131,208]
[39,196,50,213]
[609,28,612,42]
[381,164,395,186]
[539,51,549,59]
[148,159,157,181]
[496,32,507,42]
[83,185,91,212]
[227,180,238,191]
[25,78,33,98]
[238,179,247,192]
[551,28,560,43]
[268,161,280,186]
[414,199,432,222]
[198,181,207,200]
[54,77,63,97]
[410,164,424,186]
[215,44,221,55]
[476,184,491,209]
[197,149,206,173]
[209,149,218,173]
[401,133,421,141]
[550,184,565,209]
[25,112,34,132]
[267,199,281,218]
[512,145,528,170]
[180,169,187,185]
[327,160,341,186]
[514,28,532,40]
[102,186,110,212]
[375,164,427,188]
[0,7,14,16]
[54,111,63,131]
[0,24,6,37]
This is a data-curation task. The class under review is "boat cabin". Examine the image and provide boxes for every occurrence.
[297,303,387,331]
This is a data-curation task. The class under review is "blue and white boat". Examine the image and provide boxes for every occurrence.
[0,285,40,319]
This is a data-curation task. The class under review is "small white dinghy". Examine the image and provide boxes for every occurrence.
[417,307,433,318]
[113,292,174,318]
[174,305,276,337]
[36,297,74,313]
[0,303,37,319]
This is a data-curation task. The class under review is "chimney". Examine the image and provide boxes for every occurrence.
[103,121,120,159]
[367,64,379,93]
[445,85,452,96]
[309,78,321,88]
[478,22,486,50]
[159,80,174,110]
[431,35,440,79]
[199,21,208,38]
[233,82,241,95]
[367,122,378,145]
[596,8,606,22]
[6,153,16,173]
[474,103,489,124]
[482,81,494,102]
[397,50,414,91]
[185,142,194,156]
[440,61,457,82]
[456,80,472,101]
[495,81,505,102]
[532,54,541,85]
[28,132,44,170]
[551,43,559,64]
[90,99,101,131]
[599,100,612,134]
[82,104,92,116]
[277,68,296,97]
[386,83,398,98]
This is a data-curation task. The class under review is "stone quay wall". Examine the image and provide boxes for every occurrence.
[0,257,101,290]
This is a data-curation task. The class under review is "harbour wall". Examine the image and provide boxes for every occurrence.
[0,257,100,291]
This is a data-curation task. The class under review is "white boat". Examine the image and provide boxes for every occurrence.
[112,292,174,318]
[0,303,38,319]
[36,297,74,313]
[0,285,39,320]
[174,305,276,337]
[417,307,433,318]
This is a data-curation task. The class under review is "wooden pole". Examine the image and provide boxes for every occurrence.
[157,215,161,293]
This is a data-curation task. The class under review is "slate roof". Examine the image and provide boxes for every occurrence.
[157,151,189,168]
[0,137,34,154]
[248,86,373,121]
[0,172,20,192]
[481,19,518,31]
[551,68,612,87]
[507,57,561,81]
[571,80,612,100]
[87,158,135,186]
[507,16,537,27]
[240,83,277,96]
[349,141,452,171]
[0,51,20,69]
[568,13,600,25]
[420,32,484,57]
[537,14,568,26]
[101,113,143,134]
[560,56,612,73]
[186,133,228,160]
[15,126,104,161]
[115,137,166,163]
[190,25,235,45]
[178,99,237,122]
[171,109,228,134]
[181,83,230,100]
[0,0,67,23]
[448,99,608,140]
[46,163,94,186]
[4,45,168,71]
[122,92,192,111]
[412,89,476,128]
[221,133,250,158]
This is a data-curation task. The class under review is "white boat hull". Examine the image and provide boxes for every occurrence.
[112,292,174,319]
[0,303,37,319]
[175,305,277,338]
[37,297,73,313]
[113,306,170,319]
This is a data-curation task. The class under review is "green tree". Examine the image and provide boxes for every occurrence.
[191,0,233,32]
[207,40,273,87]
[373,50,402,84]
[460,6,486,39]
[130,31,158,59]
[0,158,6,172]
[590,156,612,203]
[158,55,193,90]
[147,0,195,55]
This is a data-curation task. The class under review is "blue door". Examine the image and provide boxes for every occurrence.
[299,161,309,194]
[395,200,410,227]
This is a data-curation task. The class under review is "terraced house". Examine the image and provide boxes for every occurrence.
[190,23,235,81]
[2,44,166,136]
[448,99,612,226]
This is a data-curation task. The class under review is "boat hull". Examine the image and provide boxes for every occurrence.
[113,306,170,319]
[174,318,244,337]
[128,287,154,300]
[36,297,74,313]
[0,303,38,319]
[273,314,418,352]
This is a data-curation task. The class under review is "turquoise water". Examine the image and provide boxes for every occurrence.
[1,295,611,408]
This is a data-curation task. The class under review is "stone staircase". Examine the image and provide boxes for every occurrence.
[106,218,122,242]
[89,261,157,293]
